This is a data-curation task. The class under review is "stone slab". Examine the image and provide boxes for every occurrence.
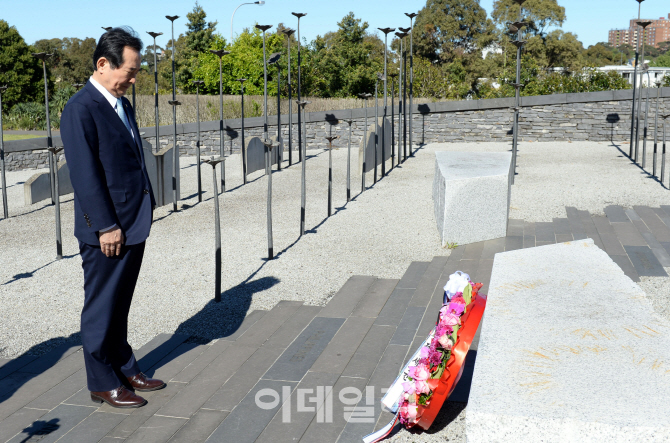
[58,411,126,443]
[23,161,73,205]
[351,279,398,318]
[433,151,512,246]
[467,239,670,442]
[142,142,179,208]
[604,205,630,223]
[168,409,228,443]
[7,404,95,443]
[358,117,392,173]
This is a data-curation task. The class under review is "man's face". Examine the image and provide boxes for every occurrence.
[97,46,141,97]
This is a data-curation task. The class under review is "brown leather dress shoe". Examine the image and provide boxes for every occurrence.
[90,386,147,408]
[127,372,166,392]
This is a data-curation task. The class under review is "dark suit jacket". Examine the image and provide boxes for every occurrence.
[61,80,155,246]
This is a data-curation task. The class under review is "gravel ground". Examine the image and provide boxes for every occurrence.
[2,140,670,442]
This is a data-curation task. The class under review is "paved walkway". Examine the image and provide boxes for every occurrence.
[2,203,670,442]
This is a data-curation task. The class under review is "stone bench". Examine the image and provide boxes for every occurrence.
[467,239,670,442]
[24,161,73,205]
[432,150,512,246]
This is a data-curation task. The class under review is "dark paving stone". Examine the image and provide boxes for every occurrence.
[337,344,409,442]
[462,242,485,260]
[220,310,268,341]
[653,208,670,229]
[661,205,670,217]
[146,342,208,381]
[99,377,186,416]
[319,276,376,318]
[480,237,506,260]
[205,379,298,443]
[26,367,86,411]
[504,235,523,251]
[58,411,126,443]
[389,306,427,346]
[168,409,228,443]
[624,208,641,221]
[447,245,466,262]
[523,221,535,236]
[170,340,233,384]
[0,355,38,381]
[351,279,398,317]
[106,413,150,439]
[631,217,651,236]
[565,207,587,240]
[341,325,395,380]
[650,247,670,268]
[396,262,430,289]
[555,234,574,243]
[0,350,84,421]
[202,345,284,412]
[535,222,555,242]
[661,242,670,256]
[236,301,303,348]
[577,211,605,250]
[598,233,627,256]
[552,217,572,235]
[624,245,668,277]
[264,317,345,382]
[157,344,257,418]
[373,288,415,326]
[476,259,494,294]
[635,206,670,242]
[63,387,97,408]
[535,241,555,247]
[300,376,369,443]
[19,343,82,375]
[310,317,375,375]
[604,205,630,223]
[7,404,95,443]
[447,350,477,403]
[522,235,535,249]
[408,257,448,308]
[135,334,190,372]
[506,219,524,237]
[125,415,187,443]
[263,305,323,350]
[456,259,479,279]
[256,371,341,443]
[591,215,616,235]
[0,407,50,443]
[612,222,647,246]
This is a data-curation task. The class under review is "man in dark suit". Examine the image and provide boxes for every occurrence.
[61,27,164,408]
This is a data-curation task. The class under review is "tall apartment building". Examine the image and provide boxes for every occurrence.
[608,13,670,48]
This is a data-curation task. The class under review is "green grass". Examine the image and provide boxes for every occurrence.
[3,134,41,141]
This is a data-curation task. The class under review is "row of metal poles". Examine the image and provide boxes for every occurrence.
[628,0,670,184]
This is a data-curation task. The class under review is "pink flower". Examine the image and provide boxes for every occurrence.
[428,348,443,366]
[448,300,465,316]
[441,312,461,327]
[436,323,453,338]
[420,346,430,359]
[399,404,418,422]
[409,364,430,381]
[438,333,453,349]
[415,379,431,395]
[402,381,416,395]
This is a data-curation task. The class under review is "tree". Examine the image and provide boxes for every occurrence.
[0,20,46,109]
[491,0,565,38]
[185,2,217,54]
[413,0,495,63]
[650,53,670,68]
[34,37,96,85]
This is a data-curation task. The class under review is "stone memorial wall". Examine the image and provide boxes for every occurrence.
[4,88,670,172]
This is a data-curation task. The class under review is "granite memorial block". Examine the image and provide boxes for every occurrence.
[24,161,73,205]
[358,117,392,173]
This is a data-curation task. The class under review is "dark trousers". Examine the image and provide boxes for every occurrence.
[79,241,145,392]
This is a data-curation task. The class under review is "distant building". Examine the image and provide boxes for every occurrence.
[597,65,670,87]
[609,13,670,48]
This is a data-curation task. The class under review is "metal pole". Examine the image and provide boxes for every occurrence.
[378,28,394,177]
[204,157,224,302]
[167,16,180,211]
[147,32,162,156]
[48,147,63,259]
[326,136,338,217]
[406,13,418,157]
[635,21,651,162]
[397,30,410,162]
[292,13,306,163]
[374,77,379,184]
[653,84,660,177]
[193,81,204,202]
[297,100,310,236]
[511,0,527,185]
[662,115,668,184]
[282,29,295,166]
[358,93,370,192]
[238,79,247,183]
[642,71,650,168]
[346,120,352,201]
[0,86,8,219]
[210,50,230,192]
[256,25,272,140]
[262,138,276,259]
[33,54,55,204]
[389,74,397,169]
[630,0,644,158]
[274,56,282,170]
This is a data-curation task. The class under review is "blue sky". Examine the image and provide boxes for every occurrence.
[3,0,669,50]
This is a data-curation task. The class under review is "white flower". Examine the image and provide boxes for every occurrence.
[443,271,469,302]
